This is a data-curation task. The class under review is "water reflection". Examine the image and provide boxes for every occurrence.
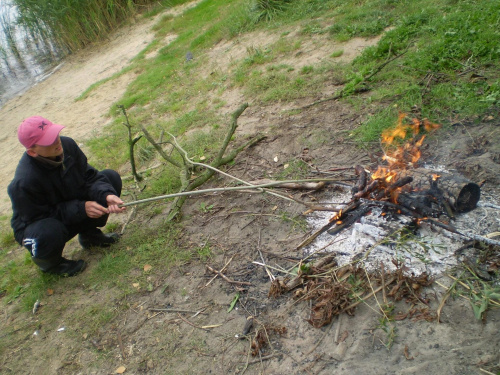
[0,0,65,108]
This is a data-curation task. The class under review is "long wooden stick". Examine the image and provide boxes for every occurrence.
[119,178,345,208]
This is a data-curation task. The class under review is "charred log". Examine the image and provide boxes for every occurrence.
[399,168,480,213]
[351,165,368,195]
[353,180,379,199]
[327,205,371,235]
[375,176,413,200]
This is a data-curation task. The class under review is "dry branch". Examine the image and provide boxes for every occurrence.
[119,179,342,208]
[206,265,252,286]
[300,50,407,109]
[249,179,326,190]
[118,105,143,182]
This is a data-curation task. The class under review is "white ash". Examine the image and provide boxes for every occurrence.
[305,190,500,277]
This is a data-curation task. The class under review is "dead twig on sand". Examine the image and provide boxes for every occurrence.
[257,228,275,282]
[204,255,235,287]
[117,331,126,360]
[243,353,281,365]
[436,272,463,323]
[177,313,208,331]
[148,308,207,315]
[206,265,252,286]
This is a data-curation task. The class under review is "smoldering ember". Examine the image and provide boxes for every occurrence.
[303,114,500,277]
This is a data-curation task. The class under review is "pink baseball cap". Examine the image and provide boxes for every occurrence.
[18,116,65,149]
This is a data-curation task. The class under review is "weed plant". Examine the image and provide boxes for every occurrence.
[12,0,189,52]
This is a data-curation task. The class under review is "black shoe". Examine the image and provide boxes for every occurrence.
[79,229,120,249]
[32,257,86,277]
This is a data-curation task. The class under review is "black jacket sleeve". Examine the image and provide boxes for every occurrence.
[8,137,118,238]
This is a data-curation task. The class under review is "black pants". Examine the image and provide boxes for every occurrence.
[22,169,122,260]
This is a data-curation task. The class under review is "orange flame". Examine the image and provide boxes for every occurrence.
[379,113,440,170]
[330,209,343,223]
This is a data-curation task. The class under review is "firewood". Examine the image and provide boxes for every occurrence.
[399,168,480,213]
[351,165,367,195]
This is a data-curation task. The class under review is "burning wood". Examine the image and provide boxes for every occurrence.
[328,114,481,237]
[398,168,481,213]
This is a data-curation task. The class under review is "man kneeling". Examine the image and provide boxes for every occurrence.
[8,116,126,276]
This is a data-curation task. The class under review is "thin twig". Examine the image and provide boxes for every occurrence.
[479,368,497,375]
[148,308,207,315]
[305,318,335,356]
[117,331,126,360]
[257,229,275,282]
[205,255,235,287]
[252,262,296,276]
[381,263,387,305]
[436,274,462,323]
[177,313,208,331]
[206,265,252,286]
[477,202,500,210]
[300,50,407,109]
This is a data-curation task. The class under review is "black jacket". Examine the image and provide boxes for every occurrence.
[8,136,117,243]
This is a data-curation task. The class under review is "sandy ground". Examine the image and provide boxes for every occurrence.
[1,3,500,375]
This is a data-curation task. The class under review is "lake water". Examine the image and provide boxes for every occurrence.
[0,0,65,109]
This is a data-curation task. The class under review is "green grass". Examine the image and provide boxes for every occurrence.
[275,159,310,180]
[0,220,190,314]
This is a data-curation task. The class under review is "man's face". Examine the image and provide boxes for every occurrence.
[29,136,63,159]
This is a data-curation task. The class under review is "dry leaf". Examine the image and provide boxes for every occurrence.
[404,345,414,360]
[143,264,152,272]
[47,289,54,296]
[132,283,140,289]
[338,330,349,343]
[115,366,126,374]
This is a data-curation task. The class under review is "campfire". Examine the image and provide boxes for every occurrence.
[332,113,480,234]
[306,113,493,276]
[265,114,499,330]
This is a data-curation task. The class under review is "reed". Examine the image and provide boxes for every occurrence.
[12,0,158,52]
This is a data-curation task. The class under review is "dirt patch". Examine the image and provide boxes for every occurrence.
[1,4,500,375]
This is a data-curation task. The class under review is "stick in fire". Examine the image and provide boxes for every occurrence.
[328,114,481,238]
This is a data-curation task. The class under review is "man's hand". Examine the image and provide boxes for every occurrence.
[85,196,126,218]
[85,201,109,218]
[106,195,126,214]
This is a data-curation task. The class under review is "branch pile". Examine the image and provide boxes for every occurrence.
[269,256,436,328]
